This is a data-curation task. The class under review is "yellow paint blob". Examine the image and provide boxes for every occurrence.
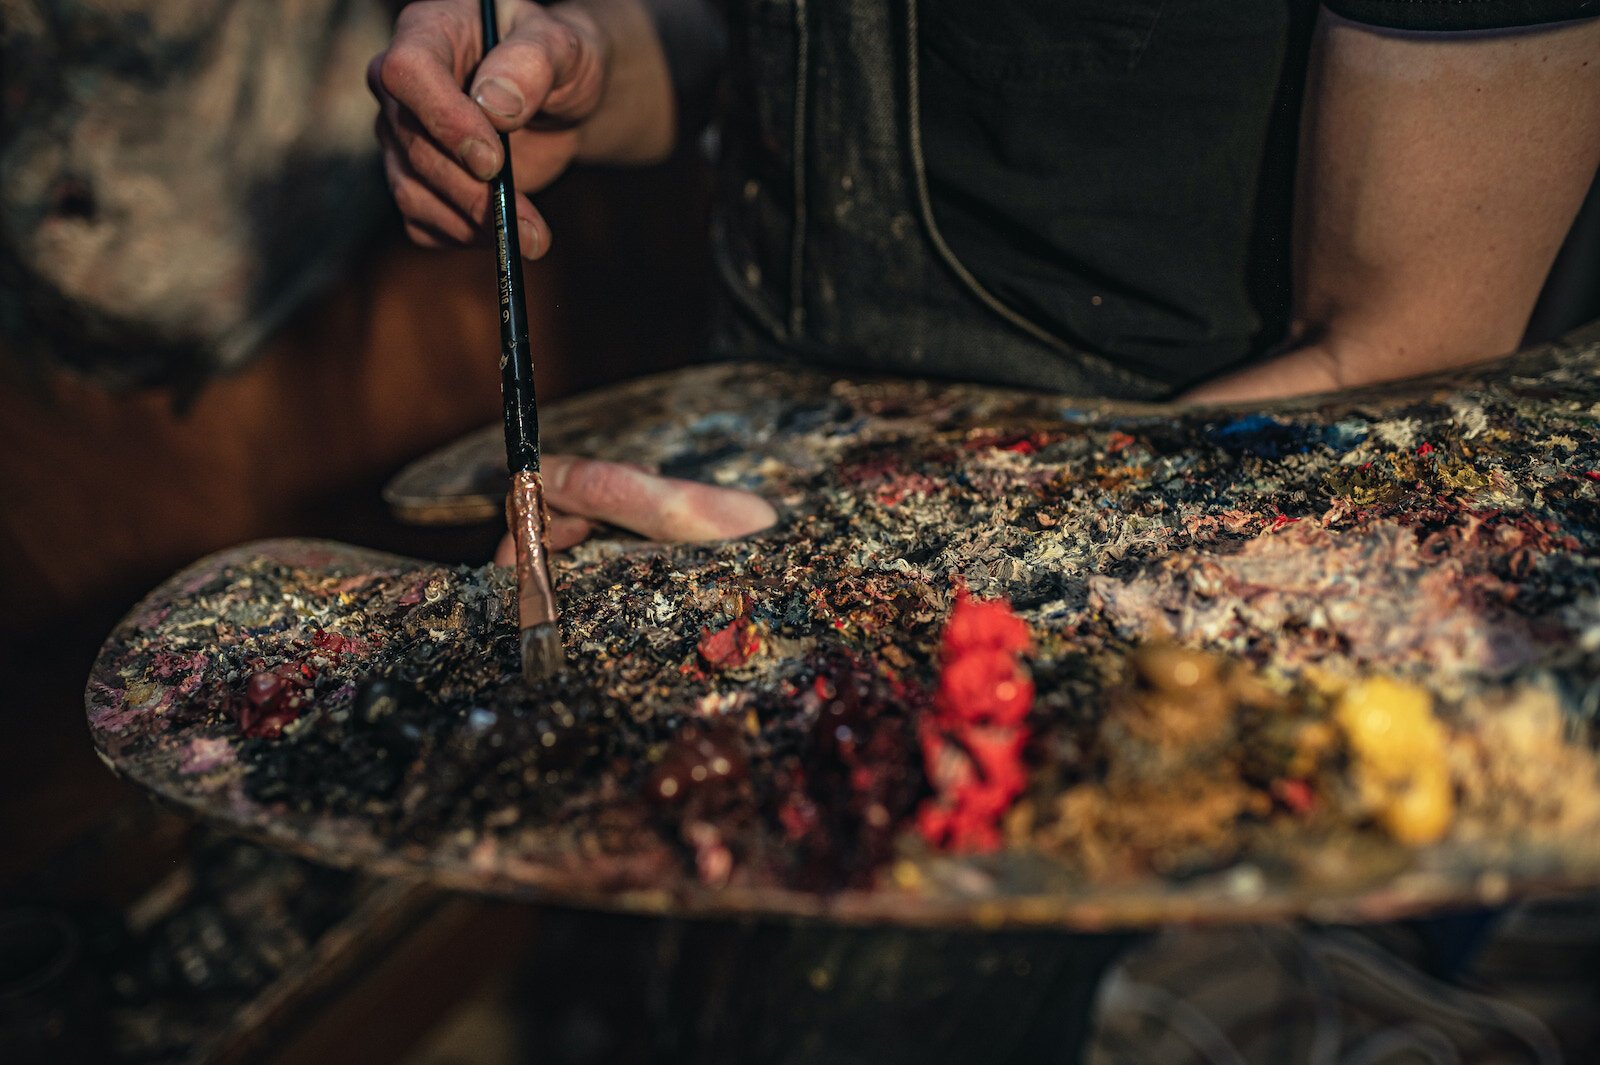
[1335,677,1455,845]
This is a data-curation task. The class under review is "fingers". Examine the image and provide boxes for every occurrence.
[369,3,573,257]
[379,129,476,244]
[368,1,599,253]
[490,455,777,566]
[507,127,584,194]
[376,112,551,255]
[469,5,607,133]
[494,511,595,566]
[543,456,779,543]
[370,4,502,180]
[548,514,595,550]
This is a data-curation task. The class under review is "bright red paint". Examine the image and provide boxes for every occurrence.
[918,593,1035,853]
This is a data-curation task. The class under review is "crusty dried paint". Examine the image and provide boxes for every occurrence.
[85,340,1600,924]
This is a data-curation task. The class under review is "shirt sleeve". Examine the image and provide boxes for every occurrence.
[1323,0,1598,31]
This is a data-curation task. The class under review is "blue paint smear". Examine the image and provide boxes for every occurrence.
[688,411,749,435]
[1206,415,1367,458]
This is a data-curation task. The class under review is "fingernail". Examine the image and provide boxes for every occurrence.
[708,489,779,538]
[472,77,525,119]
[518,218,540,258]
[460,138,499,180]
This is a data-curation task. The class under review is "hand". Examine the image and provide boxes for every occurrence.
[368,0,611,255]
[1177,337,1348,406]
[1178,324,1507,407]
[493,454,779,564]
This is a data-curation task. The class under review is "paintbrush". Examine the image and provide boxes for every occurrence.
[480,0,562,682]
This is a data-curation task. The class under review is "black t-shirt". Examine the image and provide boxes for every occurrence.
[917,0,1597,389]
[1330,0,1596,30]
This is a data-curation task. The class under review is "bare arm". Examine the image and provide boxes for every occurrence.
[1184,10,1600,405]
[566,0,690,165]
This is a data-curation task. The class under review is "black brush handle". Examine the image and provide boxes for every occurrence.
[482,0,540,475]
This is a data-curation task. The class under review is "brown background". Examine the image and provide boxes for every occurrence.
[0,156,712,884]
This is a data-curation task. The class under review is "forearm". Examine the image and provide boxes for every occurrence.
[1187,10,1600,404]
[559,0,722,164]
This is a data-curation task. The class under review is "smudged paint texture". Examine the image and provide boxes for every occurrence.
[84,337,1600,924]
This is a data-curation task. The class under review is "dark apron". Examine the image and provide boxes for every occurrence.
[709,0,1171,400]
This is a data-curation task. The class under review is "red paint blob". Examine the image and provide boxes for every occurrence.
[1106,431,1137,454]
[246,671,285,708]
[918,594,1034,854]
[237,666,311,739]
[936,652,1034,727]
[940,592,1032,659]
[311,629,360,657]
[698,614,762,670]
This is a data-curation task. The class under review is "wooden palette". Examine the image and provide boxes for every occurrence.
[89,324,1600,928]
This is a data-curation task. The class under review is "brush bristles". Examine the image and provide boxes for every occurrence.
[520,623,564,683]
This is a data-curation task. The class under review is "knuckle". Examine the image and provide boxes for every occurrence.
[550,20,584,66]
[488,38,555,88]
[377,46,418,96]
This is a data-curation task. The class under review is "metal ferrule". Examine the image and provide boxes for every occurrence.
[506,469,558,630]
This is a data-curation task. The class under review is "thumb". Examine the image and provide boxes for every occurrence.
[469,4,606,132]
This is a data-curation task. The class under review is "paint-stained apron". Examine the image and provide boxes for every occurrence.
[708,0,1172,400]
